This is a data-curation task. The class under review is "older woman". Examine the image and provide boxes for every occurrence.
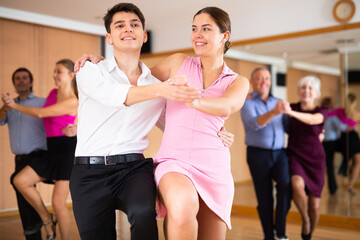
[286,76,327,240]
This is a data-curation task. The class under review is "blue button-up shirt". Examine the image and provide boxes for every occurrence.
[240,92,287,150]
[324,115,347,141]
[0,93,47,155]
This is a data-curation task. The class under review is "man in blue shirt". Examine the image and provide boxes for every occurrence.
[0,68,45,240]
[241,67,291,240]
[321,97,347,194]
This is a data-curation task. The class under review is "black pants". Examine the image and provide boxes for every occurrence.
[323,140,339,194]
[70,158,158,240]
[247,147,291,240]
[11,152,44,240]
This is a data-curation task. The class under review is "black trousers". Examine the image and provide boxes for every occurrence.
[70,157,158,240]
[323,140,339,194]
[11,152,44,240]
[247,147,291,240]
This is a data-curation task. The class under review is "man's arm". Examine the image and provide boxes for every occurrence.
[77,62,201,107]
[257,101,291,127]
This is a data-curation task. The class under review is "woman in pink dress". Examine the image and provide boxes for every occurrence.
[151,7,249,240]
[3,59,78,240]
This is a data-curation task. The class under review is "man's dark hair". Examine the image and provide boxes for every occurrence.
[103,3,145,33]
[12,68,34,92]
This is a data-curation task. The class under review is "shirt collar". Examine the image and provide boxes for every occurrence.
[251,91,274,100]
[107,56,151,79]
[194,57,236,78]
[16,92,35,103]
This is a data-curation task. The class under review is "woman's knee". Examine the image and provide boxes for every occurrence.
[13,174,27,190]
[291,176,304,190]
[52,195,67,211]
[166,194,199,226]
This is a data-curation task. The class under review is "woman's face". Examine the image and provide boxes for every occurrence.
[298,81,318,104]
[191,13,228,57]
[53,64,73,87]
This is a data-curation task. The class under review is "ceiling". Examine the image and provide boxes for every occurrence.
[1,0,359,70]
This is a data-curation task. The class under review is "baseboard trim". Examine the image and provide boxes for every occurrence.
[232,205,360,231]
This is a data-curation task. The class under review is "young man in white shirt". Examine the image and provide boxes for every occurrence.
[70,3,202,240]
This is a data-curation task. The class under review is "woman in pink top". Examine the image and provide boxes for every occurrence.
[151,7,249,240]
[333,93,360,195]
[3,59,78,240]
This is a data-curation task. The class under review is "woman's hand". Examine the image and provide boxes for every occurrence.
[61,124,77,137]
[74,54,105,73]
[218,126,234,148]
[1,93,15,108]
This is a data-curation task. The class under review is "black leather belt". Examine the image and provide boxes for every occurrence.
[15,149,45,162]
[74,154,145,165]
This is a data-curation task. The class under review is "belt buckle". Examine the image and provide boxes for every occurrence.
[104,156,115,165]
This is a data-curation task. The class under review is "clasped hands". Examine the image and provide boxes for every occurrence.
[74,54,202,107]
[273,100,292,115]
[1,93,14,112]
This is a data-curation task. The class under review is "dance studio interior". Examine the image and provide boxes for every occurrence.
[0,0,359,239]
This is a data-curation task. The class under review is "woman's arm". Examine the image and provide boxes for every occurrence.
[186,75,249,117]
[287,110,324,125]
[350,110,360,122]
[150,53,187,81]
[3,94,77,118]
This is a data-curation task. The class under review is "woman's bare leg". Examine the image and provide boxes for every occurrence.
[158,172,199,240]
[52,180,71,240]
[291,175,310,235]
[197,197,226,240]
[13,166,54,235]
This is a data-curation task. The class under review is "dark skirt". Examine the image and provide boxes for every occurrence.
[340,130,360,159]
[30,136,76,183]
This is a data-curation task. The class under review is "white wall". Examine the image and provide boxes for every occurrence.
[1,0,359,53]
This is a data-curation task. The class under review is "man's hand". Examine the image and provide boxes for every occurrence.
[74,54,105,73]
[218,126,234,148]
[160,75,201,102]
[1,93,15,108]
[61,124,77,137]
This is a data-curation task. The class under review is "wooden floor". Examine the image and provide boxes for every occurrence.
[1,174,359,239]
[0,209,359,240]
[234,174,360,218]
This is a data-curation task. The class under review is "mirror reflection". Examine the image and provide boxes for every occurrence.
[231,28,360,219]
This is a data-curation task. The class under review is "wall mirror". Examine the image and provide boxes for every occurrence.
[230,26,360,219]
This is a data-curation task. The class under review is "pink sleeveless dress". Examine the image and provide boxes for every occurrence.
[154,57,237,229]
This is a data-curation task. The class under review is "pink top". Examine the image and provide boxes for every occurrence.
[328,108,357,127]
[42,89,76,137]
[154,57,237,229]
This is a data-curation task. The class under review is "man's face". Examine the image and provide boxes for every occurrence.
[251,69,271,97]
[106,11,147,53]
[13,71,32,95]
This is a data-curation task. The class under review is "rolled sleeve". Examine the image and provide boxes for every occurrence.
[77,61,132,107]
[241,100,264,131]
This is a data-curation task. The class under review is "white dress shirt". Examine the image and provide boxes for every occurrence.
[75,57,165,156]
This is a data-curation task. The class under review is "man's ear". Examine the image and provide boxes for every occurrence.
[143,30,148,44]
[106,32,113,45]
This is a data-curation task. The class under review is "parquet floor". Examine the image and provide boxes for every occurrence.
[1,174,359,239]
[0,209,359,240]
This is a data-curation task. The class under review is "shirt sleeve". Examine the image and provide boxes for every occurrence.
[333,116,347,132]
[240,99,264,131]
[76,61,132,107]
[155,107,166,132]
[0,112,8,126]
